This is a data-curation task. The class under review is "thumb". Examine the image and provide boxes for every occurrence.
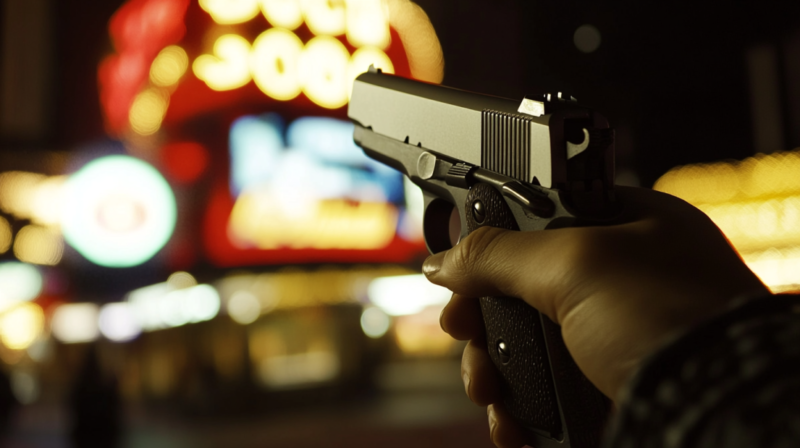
[422,226,572,323]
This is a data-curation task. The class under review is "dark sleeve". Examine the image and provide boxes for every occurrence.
[604,293,800,448]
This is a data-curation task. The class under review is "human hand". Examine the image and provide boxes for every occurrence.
[422,187,769,448]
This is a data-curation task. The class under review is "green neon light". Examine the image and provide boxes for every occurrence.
[62,155,177,267]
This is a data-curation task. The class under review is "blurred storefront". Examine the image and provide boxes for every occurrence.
[0,1,473,442]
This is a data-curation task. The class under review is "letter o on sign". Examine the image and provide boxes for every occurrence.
[250,28,304,101]
[299,36,350,109]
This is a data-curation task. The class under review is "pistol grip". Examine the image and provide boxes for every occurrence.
[466,183,610,448]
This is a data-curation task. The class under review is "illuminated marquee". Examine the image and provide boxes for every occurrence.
[99,0,443,136]
[98,0,443,267]
[193,31,393,109]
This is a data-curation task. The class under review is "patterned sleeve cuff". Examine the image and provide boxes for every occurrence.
[604,292,800,448]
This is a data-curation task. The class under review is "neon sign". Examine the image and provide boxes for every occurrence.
[61,156,177,268]
[226,114,403,250]
[202,114,424,266]
[99,0,443,136]
[198,0,391,48]
[98,0,441,267]
[193,0,396,109]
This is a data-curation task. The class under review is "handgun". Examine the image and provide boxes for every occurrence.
[348,66,616,448]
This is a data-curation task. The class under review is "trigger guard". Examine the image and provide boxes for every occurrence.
[421,189,470,253]
[422,195,455,254]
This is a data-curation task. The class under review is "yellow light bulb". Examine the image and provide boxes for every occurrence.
[0,217,10,253]
[0,171,46,218]
[345,0,390,49]
[150,46,189,87]
[30,175,66,226]
[302,0,346,36]
[129,88,170,135]
[259,0,304,30]
[193,34,252,91]
[0,303,44,351]
[299,36,350,109]
[199,0,261,24]
[250,28,304,101]
[13,225,63,266]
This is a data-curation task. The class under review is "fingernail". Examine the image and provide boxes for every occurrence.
[487,404,497,437]
[439,305,448,333]
[462,370,471,397]
[422,252,445,277]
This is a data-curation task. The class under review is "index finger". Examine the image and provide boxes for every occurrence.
[422,224,586,325]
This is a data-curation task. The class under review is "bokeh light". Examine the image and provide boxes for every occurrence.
[129,87,170,135]
[167,271,198,289]
[303,0,346,36]
[29,175,66,226]
[185,285,221,323]
[61,156,177,268]
[161,285,220,327]
[250,27,304,101]
[150,45,189,87]
[227,290,261,325]
[0,172,66,225]
[368,274,451,316]
[127,282,220,331]
[360,306,390,338]
[99,302,142,342]
[299,36,350,109]
[0,262,43,313]
[0,216,11,253]
[260,0,304,30]
[0,303,44,350]
[199,0,261,24]
[13,225,64,266]
[193,34,252,91]
[51,303,100,344]
[0,171,47,218]
[655,148,800,291]
[346,0,390,49]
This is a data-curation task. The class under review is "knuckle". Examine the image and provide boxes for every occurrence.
[450,226,502,274]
